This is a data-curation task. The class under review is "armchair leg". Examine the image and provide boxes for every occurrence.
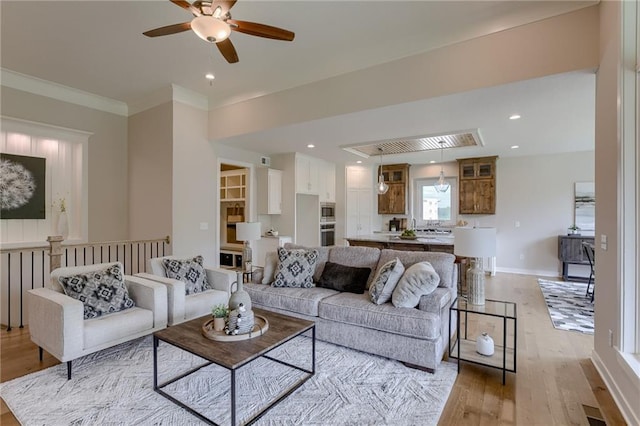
[67,361,72,380]
[38,346,43,361]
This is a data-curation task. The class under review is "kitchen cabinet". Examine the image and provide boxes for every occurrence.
[346,165,373,189]
[295,154,319,194]
[346,188,372,237]
[220,169,247,201]
[319,160,336,202]
[457,156,497,214]
[257,168,282,215]
[377,163,409,215]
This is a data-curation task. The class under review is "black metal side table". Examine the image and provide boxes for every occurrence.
[449,298,517,385]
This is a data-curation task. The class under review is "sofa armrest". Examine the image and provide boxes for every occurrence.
[417,287,454,314]
[204,267,236,297]
[27,288,84,361]
[125,276,168,329]
[135,273,185,325]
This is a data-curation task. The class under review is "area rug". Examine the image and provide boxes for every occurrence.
[537,278,594,334]
[0,335,457,425]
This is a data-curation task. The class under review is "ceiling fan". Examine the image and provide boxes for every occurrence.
[143,0,295,64]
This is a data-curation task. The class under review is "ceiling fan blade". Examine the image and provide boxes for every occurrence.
[216,39,239,63]
[213,0,237,13]
[228,20,295,41]
[143,22,192,37]
[170,0,200,16]
[170,0,192,10]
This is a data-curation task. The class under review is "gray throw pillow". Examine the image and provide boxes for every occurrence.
[369,257,405,304]
[391,261,440,308]
[317,262,371,294]
[162,256,211,295]
[272,247,318,288]
[58,262,135,320]
[261,251,278,284]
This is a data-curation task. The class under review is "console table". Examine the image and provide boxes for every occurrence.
[557,235,595,282]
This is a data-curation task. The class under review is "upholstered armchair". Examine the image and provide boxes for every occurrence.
[136,255,235,326]
[27,262,168,380]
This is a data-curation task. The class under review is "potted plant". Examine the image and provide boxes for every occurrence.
[568,224,581,235]
[211,304,228,331]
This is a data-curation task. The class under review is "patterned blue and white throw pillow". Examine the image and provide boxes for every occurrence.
[58,262,135,320]
[369,257,405,304]
[162,256,212,295]
[272,247,318,288]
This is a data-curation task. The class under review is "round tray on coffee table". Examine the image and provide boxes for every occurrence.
[201,315,269,341]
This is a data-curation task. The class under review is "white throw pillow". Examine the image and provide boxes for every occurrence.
[391,261,440,308]
[369,258,405,304]
[261,251,278,284]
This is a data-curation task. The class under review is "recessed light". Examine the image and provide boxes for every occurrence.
[356,160,362,164]
[511,145,520,149]
[509,114,521,120]
[205,73,215,80]
[429,160,436,164]
[307,144,315,148]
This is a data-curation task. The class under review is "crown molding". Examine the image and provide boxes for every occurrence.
[1,68,128,116]
[171,84,209,111]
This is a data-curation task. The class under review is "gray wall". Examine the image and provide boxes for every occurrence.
[1,86,129,241]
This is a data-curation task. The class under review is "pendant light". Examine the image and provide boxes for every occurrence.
[377,148,389,195]
[434,141,450,193]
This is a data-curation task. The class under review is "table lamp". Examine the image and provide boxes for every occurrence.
[236,222,261,272]
[453,227,497,305]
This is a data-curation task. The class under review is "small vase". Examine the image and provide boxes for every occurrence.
[476,332,495,356]
[213,317,226,332]
[57,211,69,240]
[228,271,252,311]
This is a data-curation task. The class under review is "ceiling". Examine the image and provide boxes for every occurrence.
[0,1,598,165]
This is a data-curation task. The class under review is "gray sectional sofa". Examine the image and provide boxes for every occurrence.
[245,244,457,372]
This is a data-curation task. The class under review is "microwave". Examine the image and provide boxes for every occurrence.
[320,202,335,223]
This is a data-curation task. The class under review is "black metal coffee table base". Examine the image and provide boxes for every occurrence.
[153,326,315,426]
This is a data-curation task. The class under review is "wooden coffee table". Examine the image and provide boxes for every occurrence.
[153,307,315,425]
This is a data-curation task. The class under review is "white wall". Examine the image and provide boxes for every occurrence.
[592,2,640,424]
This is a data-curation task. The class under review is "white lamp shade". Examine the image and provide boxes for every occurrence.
[191,16,231,43]
[453,227,496,258]
[236,222,261,241]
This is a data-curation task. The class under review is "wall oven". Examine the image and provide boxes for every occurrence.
[320,202,335,223]
[320,223,335,247]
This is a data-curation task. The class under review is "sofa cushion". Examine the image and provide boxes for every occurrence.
[58,262,135,320]
[369,257,405,304]
[328,246,381,289]
[392,262,440,308]
[162,256,211,295]
[84,306,153,348]
[316,262,371,294]
[262,251,278,284]
[378,249,455,288]
[284,243,330,282]
[244,282,338,317]
[318,292,440,340]
[273,247,318,288]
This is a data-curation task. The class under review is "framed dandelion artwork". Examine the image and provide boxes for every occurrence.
[0,153,46,219]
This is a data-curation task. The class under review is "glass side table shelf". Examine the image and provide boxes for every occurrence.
[449,298,517,385]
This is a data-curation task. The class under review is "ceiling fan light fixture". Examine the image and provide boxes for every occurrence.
[191,15,231,43]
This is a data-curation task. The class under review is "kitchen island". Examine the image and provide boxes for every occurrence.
[346,234,454,254]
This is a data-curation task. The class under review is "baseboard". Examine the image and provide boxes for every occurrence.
[591,349,640,426]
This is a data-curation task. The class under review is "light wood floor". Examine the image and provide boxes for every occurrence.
[0,273,626,425]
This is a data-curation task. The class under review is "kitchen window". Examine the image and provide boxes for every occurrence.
[413,177,458,226]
